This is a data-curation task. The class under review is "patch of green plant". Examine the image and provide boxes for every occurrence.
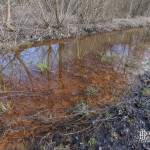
[104,111,112,118]
[71,101,89,115]
[0,73,5,91]
[125,58,138,68]
[88,137,97,146]
[111,132,119,140]
[128,117,135,124]
[37,63,49,72]
[40,145,47,150]
[96,51,114,64]
[134,101,145,108]
[85,85,99,97]
[0,101,13,114]
[101,55,113,64]
[141,88,150,96]
[54,144,69,150]
[96,51,105,60]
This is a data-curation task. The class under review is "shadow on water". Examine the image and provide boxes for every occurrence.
[0,28,149,148]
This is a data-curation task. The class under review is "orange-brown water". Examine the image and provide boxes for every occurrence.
[0,28,149,149]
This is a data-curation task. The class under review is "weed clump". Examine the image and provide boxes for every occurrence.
[141,87,150,96]
[71,101,89,116]
[37,63,49,72]
[85,85,99,97]
[96,51,114,64]
[0,101,13,114]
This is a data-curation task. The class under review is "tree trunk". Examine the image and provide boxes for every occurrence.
[6,0,14,31]
[128,0,134,18]
[6,0,11,24]
[53,0,61,27]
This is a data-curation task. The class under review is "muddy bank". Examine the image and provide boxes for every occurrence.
[1,72,149,150]
[25,72,150,150]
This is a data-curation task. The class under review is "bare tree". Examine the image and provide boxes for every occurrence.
[128,0,134,18]
[6,0,14,31]
[53,0,61,28]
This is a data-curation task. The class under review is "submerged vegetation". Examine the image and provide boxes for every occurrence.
[70,101,89,115]
[37,63,49,72]
[85,85,99,97]
[0,101,13,114]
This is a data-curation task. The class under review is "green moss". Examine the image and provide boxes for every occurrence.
[141,88,150,96]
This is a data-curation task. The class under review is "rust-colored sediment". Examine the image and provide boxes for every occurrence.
[0,57,126,149]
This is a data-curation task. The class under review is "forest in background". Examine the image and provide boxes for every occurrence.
[0,0,150,48]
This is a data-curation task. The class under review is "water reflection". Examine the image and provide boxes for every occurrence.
[51,43,60,74]
[21,46,49,69]
[141,50,150,73]
[0,29,149,91]
[0,28,149,126]
[19,43,61,76]
[111,44,129,57]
